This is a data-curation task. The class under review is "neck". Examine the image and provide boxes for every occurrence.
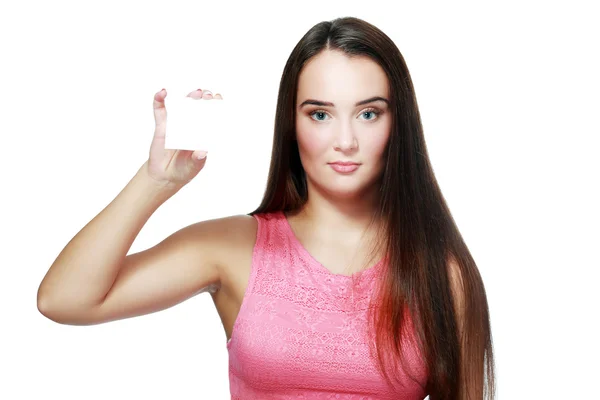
[295,178,383,240]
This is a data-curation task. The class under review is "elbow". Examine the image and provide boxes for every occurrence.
[37,280,59,321]
[37,299,58,323]
[37,293,63,323]
[37,292,103,326]
[36,290,74,325]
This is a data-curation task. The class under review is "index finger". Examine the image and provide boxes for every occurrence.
[153,88,167,125]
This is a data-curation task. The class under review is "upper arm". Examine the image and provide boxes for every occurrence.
[79,215,253,325]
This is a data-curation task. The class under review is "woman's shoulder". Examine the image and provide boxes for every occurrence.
[205,212,279,284]
[205,213,258,246]
[206,212,272,252]
[198,211,282,258]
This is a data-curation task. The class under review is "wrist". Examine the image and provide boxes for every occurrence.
[134,162,183,201]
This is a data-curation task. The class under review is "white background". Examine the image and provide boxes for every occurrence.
[1,0,598,398]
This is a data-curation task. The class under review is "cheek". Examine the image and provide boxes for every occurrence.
[296,122,329,160]
[371,134,390,158]
[361,126,391,161]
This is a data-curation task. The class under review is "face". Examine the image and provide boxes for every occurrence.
[295,49,391,200]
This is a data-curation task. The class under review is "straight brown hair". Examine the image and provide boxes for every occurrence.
[250,16,495,399]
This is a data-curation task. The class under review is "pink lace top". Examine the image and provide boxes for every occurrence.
[226,211,428,399]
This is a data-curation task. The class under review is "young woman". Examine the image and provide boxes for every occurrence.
[37,17,495,400]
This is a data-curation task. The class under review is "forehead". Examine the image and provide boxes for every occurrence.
[297,50,389,104]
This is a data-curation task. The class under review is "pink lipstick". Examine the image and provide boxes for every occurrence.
[328,161,360,173]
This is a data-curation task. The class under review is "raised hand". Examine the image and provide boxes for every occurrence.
[145,88,223,188]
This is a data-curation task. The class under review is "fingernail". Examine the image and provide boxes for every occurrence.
[196,151,208,160]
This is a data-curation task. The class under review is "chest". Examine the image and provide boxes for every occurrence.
[226,267,391,395]
[215,214,428,398]
[224,262,426,398]
[211,239,380,341]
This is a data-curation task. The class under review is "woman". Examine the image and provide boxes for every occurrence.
[37,17,495,399]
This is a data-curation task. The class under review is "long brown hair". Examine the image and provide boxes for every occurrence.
[250,16,495,399]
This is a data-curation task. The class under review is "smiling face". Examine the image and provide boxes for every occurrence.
[295,49,392,200]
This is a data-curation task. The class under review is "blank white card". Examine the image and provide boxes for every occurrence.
[164,95,229,151]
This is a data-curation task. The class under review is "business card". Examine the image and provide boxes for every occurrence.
[164,95,228,151]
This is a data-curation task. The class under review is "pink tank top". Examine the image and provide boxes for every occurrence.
[226,211,428,399]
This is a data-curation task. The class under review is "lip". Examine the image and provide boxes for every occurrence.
[329,161,360,166]
[328,161,360,173]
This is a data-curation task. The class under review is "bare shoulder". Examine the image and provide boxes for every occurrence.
[157,213,257,260]
[164,213,257,288]
[199,214,258,280]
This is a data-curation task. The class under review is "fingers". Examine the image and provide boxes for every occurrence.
[153,88,167,126]
[153,88,167,106]
[192,150,208,161]
[187,89,204,99]
[186,88,223,100]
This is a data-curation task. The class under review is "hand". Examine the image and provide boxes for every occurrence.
[145,88,223,188]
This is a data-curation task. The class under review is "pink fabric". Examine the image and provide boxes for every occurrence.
[227,211,428,399]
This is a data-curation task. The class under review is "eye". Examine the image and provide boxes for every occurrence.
[359,108,381,121]
[308,107,382,122]
[309,110,329,121]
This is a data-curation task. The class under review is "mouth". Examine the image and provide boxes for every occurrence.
[328,161,361,173]
[328,161,361,166]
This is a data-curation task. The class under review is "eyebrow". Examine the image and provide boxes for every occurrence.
[299,96,390,108]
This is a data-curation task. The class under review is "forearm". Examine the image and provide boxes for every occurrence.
[37,162,181,313]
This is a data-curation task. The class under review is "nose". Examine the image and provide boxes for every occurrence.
[333,122,358,152]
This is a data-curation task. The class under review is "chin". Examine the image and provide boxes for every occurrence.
[305,166,382,199]
[318,178,375,199]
